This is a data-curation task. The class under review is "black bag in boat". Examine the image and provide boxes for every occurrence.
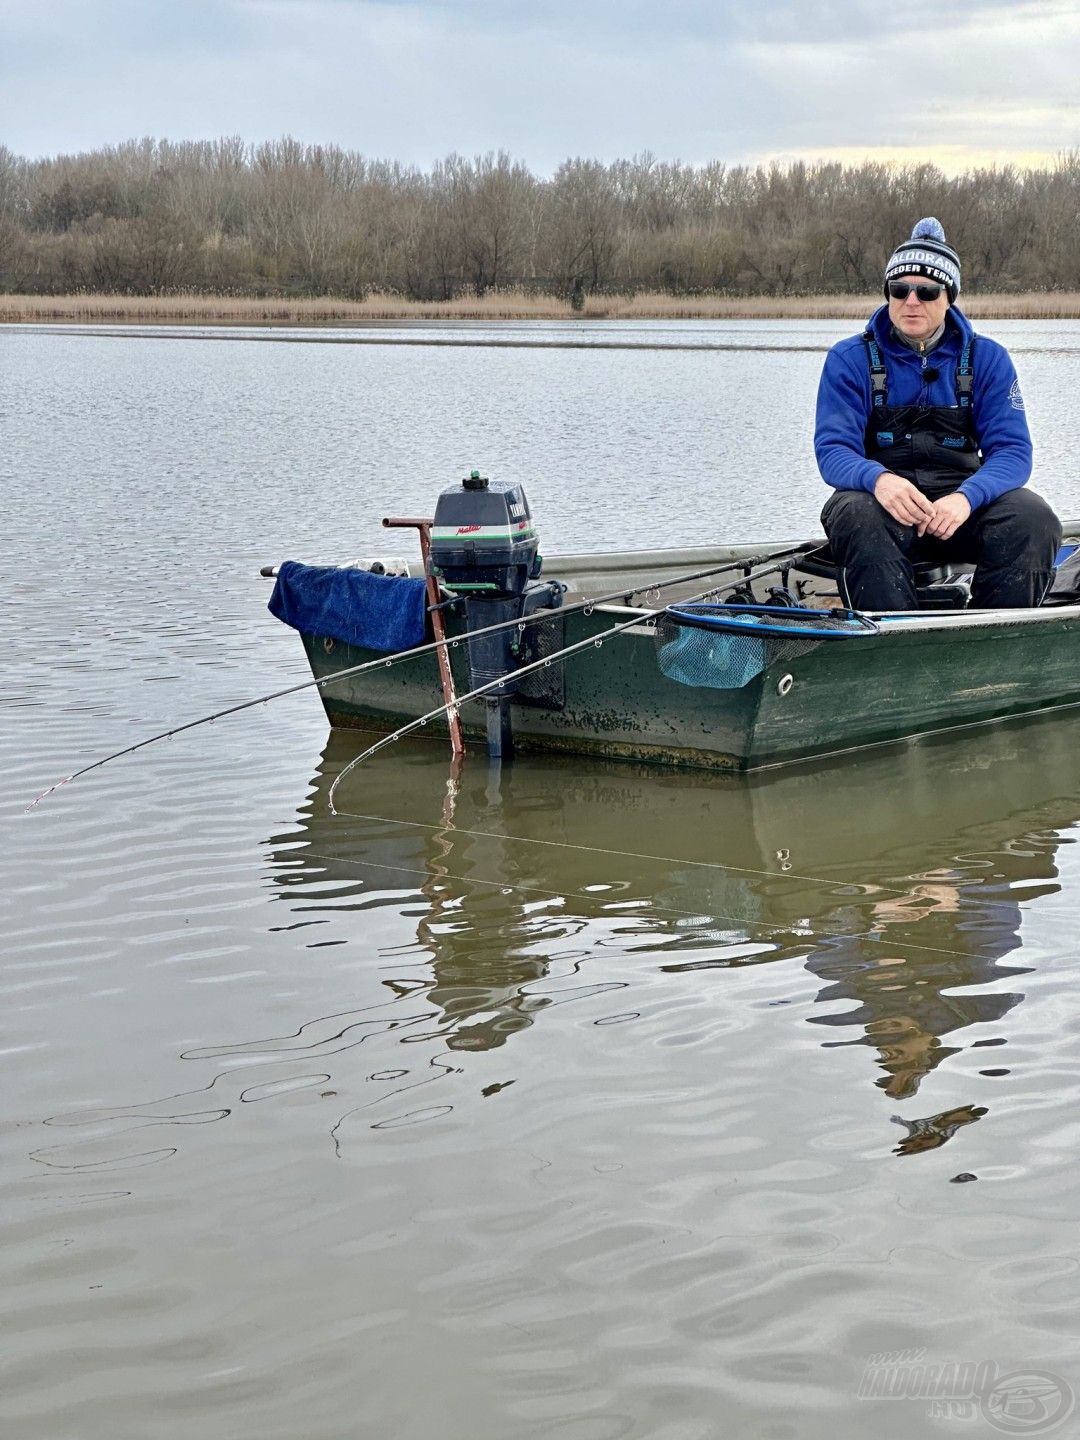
[1042,544,1080,605]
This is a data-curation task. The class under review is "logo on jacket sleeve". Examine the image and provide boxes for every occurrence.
[1009,379,1025,411]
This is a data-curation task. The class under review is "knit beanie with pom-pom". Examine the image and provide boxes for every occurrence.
[883,218,961,303]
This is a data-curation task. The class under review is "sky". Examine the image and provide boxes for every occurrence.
[3,0,1079,173]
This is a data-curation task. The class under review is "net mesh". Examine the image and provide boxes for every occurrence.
[515,609,566,708]
[656,605,864,691]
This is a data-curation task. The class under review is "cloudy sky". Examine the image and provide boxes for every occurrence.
[4,0,1079,172]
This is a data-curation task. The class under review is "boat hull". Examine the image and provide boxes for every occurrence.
[296,541,1080,770]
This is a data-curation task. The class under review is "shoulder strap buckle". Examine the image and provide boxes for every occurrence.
[862,330,888,409]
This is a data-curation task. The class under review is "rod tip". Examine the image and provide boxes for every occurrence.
[25,775,72,812]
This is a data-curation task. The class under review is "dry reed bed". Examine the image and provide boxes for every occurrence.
[4,290,1080,324]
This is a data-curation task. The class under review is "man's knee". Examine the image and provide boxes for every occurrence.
[822,490,895,547]
[978,489,1062,562]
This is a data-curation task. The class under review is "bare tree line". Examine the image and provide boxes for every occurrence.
[2,137,1079,301]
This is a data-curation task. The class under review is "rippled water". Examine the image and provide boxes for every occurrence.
[6,320,1080,1439]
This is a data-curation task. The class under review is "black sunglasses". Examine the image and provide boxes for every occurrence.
[888,280,943,302]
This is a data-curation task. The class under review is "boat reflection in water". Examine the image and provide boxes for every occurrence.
[267,711,1080,1153]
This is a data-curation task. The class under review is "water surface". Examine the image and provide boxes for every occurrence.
[5,320,1080,1439]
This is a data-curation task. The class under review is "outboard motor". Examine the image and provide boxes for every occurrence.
[430,471,563,759]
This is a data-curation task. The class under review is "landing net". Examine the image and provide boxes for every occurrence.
[656,602,877,691]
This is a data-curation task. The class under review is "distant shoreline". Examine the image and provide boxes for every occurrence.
[4,290,1080,325]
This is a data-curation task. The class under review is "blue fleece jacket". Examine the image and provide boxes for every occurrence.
[814,304,1033,511]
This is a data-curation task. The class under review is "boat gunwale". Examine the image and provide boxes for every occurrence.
[593,599,1080,634]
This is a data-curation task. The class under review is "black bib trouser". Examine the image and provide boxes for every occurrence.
[821,337,1061,610]
[822,486,1061,610]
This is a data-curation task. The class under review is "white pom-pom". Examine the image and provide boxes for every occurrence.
[911,216,946,243]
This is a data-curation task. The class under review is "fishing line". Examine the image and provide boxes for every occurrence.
[26,547,798,810]
[297,846,1023,969]
[303,848,794,942]
[327,806,914,896]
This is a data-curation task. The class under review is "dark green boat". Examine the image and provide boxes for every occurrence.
[280,529,1080,774]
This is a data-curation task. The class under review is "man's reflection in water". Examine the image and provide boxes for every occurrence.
[803,831,1061,1100]
[891,1104,987,1156]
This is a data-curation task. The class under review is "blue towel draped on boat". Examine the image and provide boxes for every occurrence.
[268,561,428,652]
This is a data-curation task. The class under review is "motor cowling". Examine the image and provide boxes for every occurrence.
[430,471,541,597]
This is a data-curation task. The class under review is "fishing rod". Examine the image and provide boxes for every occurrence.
[327,612,664,812]
[26,547,799,811]
[325,567,759,813]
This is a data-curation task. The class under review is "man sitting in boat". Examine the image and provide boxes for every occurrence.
[814,217,1061,610]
